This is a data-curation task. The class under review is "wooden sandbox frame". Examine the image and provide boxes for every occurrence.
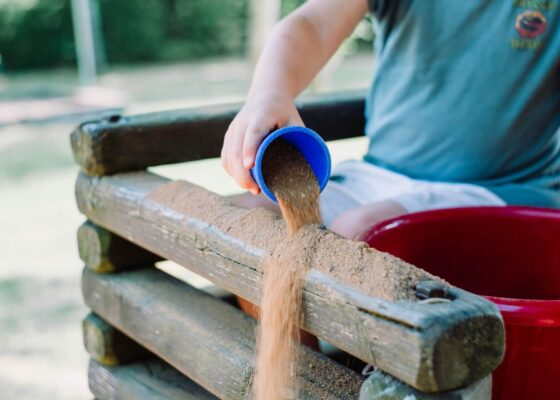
[72,91,504,399]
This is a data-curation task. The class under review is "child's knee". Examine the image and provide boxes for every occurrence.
[329,201,407,240]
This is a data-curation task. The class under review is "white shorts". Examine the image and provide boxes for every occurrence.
[320,160,505,226]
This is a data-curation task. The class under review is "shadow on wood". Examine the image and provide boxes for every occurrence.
[78,221,162,273]
[83,313,150,365]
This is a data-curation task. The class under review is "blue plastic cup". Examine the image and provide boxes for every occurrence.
[251,126,331,203]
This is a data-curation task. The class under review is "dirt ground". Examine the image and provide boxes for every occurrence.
[0,55,370,399]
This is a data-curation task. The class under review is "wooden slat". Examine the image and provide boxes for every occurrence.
[78,221,162,273]
[89,359,218,400]
[83,267,365,400]
[83,268,490,400]
[83,313,150,365]
[75,171,505,392]
[359,372,491,400]
[70,90,366,175]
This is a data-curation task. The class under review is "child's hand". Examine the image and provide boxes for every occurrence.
[221,0,367,194]
[221,91,304,194]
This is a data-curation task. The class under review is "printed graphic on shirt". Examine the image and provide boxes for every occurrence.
[516,10,547,37]
[511,9,551,50]
[511,0,557,50]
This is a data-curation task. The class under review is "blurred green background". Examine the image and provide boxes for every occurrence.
[0,0,248,70]
[0,0,371,72]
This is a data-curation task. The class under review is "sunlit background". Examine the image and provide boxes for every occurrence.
[0,0,374,398]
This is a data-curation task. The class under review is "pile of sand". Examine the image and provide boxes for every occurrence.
[147,180,438,303]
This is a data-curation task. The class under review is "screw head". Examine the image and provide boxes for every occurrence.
[106,114,122,123]
[415,280,452,300]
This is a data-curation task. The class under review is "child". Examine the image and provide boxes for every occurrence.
[221,0,560,240]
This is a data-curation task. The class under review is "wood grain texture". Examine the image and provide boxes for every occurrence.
[75,171,505,392]
[78,221,162,273]
[83,313,150,365]
[82,267,365,400]
[89,359,218,400]
[359,372,491,400]
[70,90,366,175]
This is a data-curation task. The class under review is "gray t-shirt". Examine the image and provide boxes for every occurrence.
[365,0,560,207]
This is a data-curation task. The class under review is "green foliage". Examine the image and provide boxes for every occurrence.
[281,0,306,16]
[0,0,75,70]
[99,0,248,64]
[0,0,371,71]
[98,0,166,63]
[163,0,248,59]
[0,0,248,71]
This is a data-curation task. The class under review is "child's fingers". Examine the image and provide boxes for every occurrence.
[287,112,304,127]
[223,128,238,177]
[235,167,259,194]
[243,122,268,169]
[230,126,259,193]
[221,126,231,171]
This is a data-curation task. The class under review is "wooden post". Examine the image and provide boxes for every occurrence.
[249,0,281,64]
[75,171,504,392]
[89,0,106,73]
[77,221,161,273]
[89,359,218,400]
[83,313,150,365]
[71,0,100,86]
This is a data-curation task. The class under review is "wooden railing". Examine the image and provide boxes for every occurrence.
[73,91,501,400]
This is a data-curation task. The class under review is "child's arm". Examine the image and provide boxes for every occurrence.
[222,0,369,194]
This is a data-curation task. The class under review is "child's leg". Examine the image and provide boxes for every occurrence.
[329,200,407,240]
[230,182,407,240]
[320,159,506,241]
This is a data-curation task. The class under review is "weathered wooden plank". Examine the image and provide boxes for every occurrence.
[359,372,491,400]
[83,313,150,365]
[82,267,365,400]
[78,221,162,273]
[89,359,218,400]
[70,90,366,175]
[75,171,505,392]
[83,268,490,400]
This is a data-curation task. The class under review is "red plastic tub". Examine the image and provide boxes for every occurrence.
[363,207,560,400]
